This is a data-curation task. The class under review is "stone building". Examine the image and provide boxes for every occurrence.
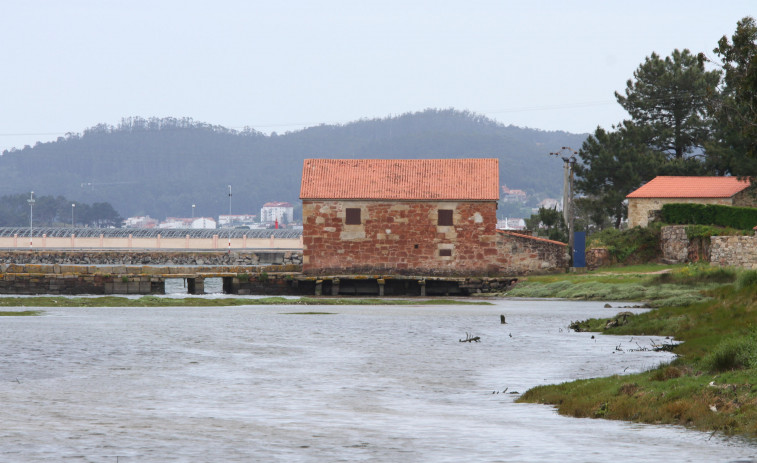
[627,176,756,228]
[299,158,568,276]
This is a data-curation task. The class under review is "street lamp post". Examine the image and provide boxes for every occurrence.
[227,185,232,254]
[549,147,577,266]
[71,203,76,250]
[192,204,195,219]
[27,191,35,249]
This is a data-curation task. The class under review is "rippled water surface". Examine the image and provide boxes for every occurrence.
[1,299,754,462]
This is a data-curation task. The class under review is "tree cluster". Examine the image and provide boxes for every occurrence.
[575,17,757,229]
[0,194,121,228]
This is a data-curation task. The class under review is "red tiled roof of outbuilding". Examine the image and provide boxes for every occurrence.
[300,158,499,200]
[626,176,751,199]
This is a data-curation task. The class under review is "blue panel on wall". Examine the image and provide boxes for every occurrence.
[573,231,586,268]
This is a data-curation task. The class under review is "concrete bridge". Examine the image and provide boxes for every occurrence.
[0,249,515,297]
[0,227,302,250]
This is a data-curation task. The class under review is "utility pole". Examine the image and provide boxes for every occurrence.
[227,185,232,254]
[549,147,577,266]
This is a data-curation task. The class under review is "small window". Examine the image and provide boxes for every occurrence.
[439,249,452,257]
[345,208,361,225]
[438,209,453,226]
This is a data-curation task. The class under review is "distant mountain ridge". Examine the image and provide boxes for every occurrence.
[0,109,587,220]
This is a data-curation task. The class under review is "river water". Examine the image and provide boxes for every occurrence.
[0,299,754,462]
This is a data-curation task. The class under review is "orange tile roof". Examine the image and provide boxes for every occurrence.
[497,230,567,246]
[300,158,499,200]
[626,176,751,199]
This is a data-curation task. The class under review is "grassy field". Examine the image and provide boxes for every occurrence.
[0,295,492,308]
[516,264,757,437]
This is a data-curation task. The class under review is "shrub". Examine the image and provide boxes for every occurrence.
[258,271,269,282]
[662,203,757,230]
[588,226,660,264]
[703,334,757,372]
[737,270,757,290]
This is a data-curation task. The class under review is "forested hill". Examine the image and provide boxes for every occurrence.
[0,109,587,220]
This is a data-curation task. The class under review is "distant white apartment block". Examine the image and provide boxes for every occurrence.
[260,202,294,223]
[123,215,159,228]
[159,217,216,229]
[218,214,258,228]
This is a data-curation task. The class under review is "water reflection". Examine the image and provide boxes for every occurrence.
[0,300,753,462]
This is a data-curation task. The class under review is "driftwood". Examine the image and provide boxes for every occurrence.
[459,332,481,342]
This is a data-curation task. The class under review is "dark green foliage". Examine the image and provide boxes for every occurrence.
[615,48,721,160]
[683,224,750,239]
[706,17,757,167]
[661,203,757,229]
[575,122,664,228]
[0,193,121,227]
[525,206,567,242]
[0,110,587,220]
[587,226,661,264]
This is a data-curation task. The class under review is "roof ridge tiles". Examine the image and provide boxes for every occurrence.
[300,158,499,201]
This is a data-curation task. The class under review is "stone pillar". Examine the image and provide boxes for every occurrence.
[187,277,205,295]
[13,234,17,247]
[128,234,133,249]
[157,234,161,249]
[331,278,340,296]
[99,234,104,247]
[243,235,247,249]
[419,279,426,297]
[377,278,385,296]
[71,234,75,249]
[42,234,47,248]
[315,279,323,296]
[213,234,219,249]
[185,234,190,249]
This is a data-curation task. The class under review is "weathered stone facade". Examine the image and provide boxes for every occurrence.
[302,200,501,275]
[711,235,757,269]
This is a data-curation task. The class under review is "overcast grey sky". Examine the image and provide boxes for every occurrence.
[1,0,753,152]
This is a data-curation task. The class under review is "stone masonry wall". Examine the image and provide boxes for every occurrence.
[302,200,501,275]
[660,225,711,264]
[496,232,569,275]
[0,250,302,266]
[660,225,690,264]
[711,235,757,269]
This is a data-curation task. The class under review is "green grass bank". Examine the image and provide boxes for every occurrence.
[514,264,757,437]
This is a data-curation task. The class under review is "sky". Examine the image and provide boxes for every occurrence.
[0,0,754,152]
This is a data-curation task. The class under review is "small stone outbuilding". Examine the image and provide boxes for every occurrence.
[626,176,755,228]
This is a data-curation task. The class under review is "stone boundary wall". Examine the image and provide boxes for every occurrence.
[711,235,757,269]
[497,232,569,275]
[660,225,710,264]
[0,250,303,267]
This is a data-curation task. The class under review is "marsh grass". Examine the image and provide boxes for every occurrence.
[518,278,757,437]
[0,310,42,316]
